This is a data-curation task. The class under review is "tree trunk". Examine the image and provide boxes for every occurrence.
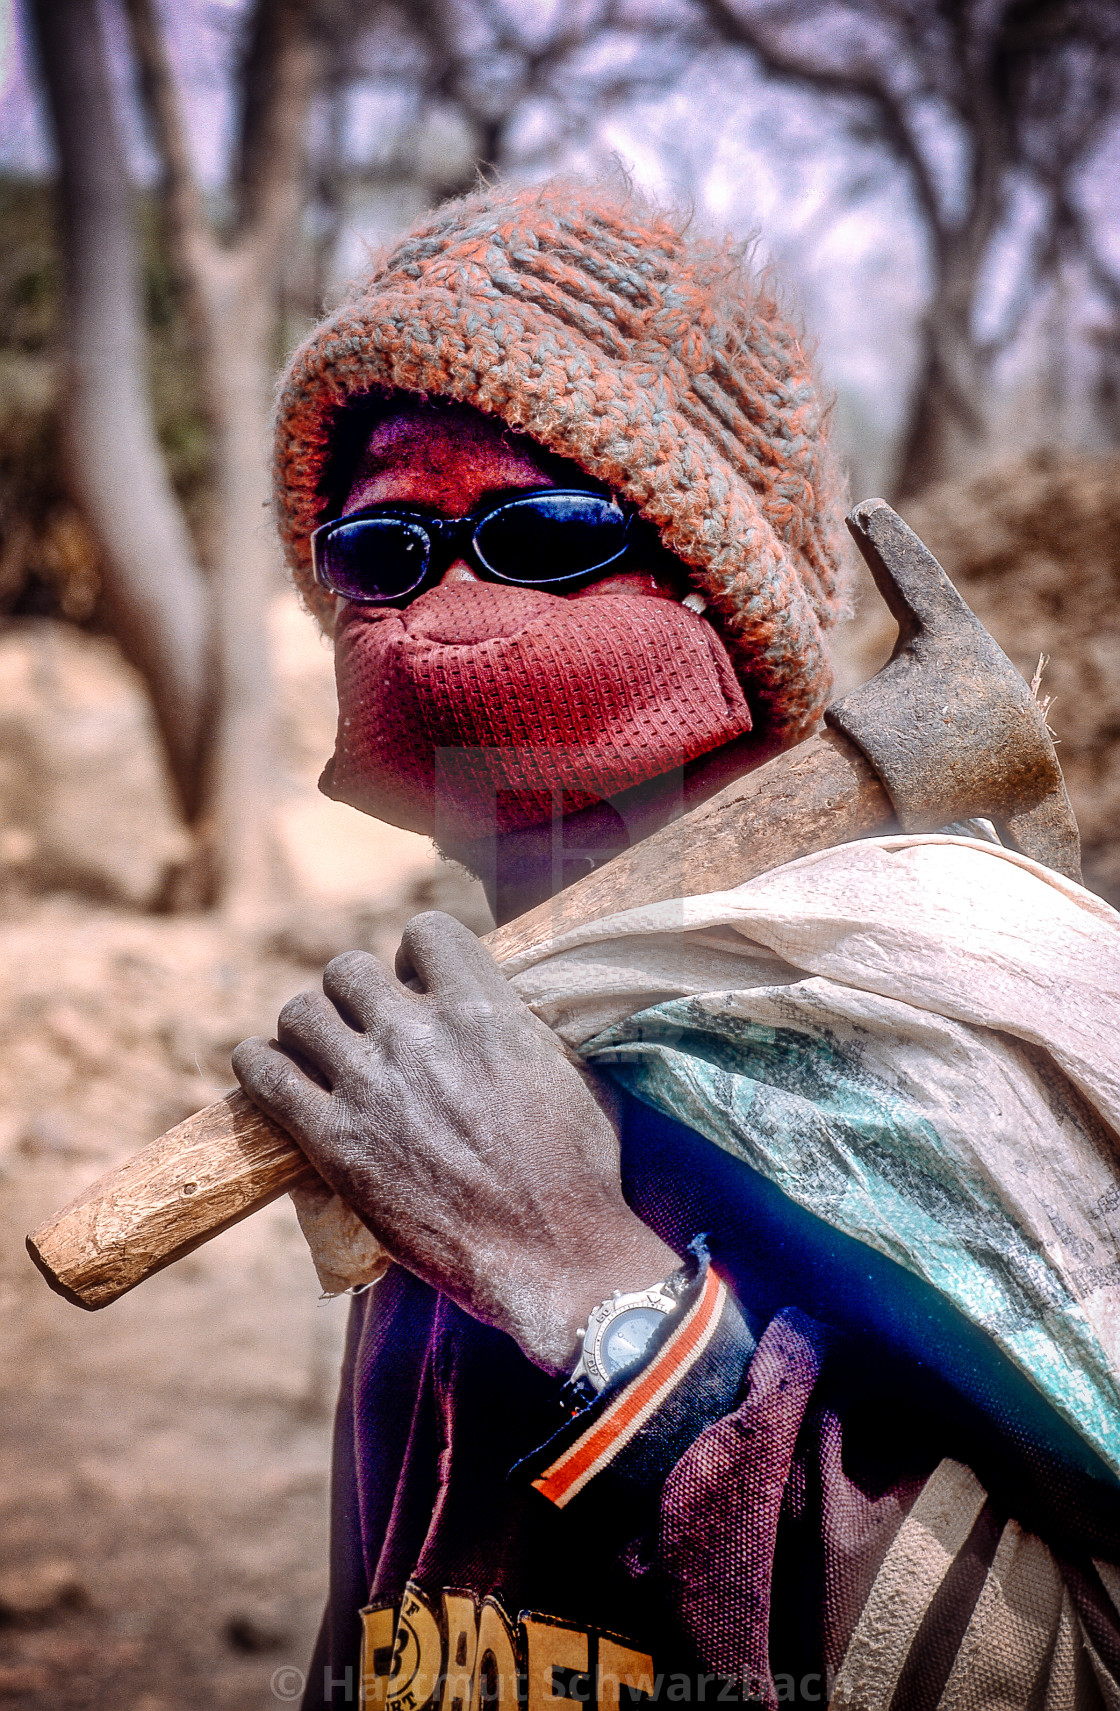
[29,0,211,821]
[893,62,1012,500]
[893,308,991,499]
[197,248,282,918]
[122,0,323,917]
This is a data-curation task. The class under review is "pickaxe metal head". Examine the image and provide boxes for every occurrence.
[826,498,1081,882]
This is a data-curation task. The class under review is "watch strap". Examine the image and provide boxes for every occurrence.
[517,1241,756,1512]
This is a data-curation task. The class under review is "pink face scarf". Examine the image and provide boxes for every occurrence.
[320,582,753,839]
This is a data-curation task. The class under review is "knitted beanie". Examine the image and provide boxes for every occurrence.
[273,179,849,745]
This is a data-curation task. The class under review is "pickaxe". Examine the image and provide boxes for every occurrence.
[26,502,1081,1310]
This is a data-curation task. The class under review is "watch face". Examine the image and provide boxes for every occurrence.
[601,1306,665,1378]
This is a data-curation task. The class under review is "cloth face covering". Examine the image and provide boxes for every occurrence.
[321,581,753,838]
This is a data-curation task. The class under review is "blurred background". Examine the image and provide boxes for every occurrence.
[0,1,1119,1704]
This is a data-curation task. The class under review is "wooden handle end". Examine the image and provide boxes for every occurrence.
[25,1232,99,1310]
[25,1091,318,1310]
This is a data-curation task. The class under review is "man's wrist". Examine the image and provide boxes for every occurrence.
[512,1217,682,1376]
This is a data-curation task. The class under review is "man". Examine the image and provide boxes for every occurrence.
[237,181,1120,1708]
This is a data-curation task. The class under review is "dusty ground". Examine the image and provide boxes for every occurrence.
[0,603,489,1710]
[0,880,490,1711]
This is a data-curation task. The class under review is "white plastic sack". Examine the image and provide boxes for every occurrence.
[293,835,1120,1473]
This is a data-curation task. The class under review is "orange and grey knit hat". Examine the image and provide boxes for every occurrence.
[273,179,849,746]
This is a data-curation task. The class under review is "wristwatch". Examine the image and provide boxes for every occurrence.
[568,1274,685,1397]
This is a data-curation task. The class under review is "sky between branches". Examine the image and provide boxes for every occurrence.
[2,0,1118,496]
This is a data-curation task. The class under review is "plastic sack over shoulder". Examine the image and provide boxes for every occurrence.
[502,835,1120,1482]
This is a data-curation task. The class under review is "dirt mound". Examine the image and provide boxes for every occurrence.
[0,595,469,915]
[903,451,1120,906]
[0,622,191,907]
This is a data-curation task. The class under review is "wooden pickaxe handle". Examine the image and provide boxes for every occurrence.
[27,729,890,1309]
[28,499,1083,1312]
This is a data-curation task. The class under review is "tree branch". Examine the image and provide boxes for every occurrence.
[120,0,215,358]
[692,0,948,241]
[233,0,325,265]
[1065,192,1120,314]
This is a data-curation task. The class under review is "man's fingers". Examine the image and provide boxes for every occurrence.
[232,1036,331,1137]
[275,989,362,1081]
[394,911,511,1001]
[321,949,402,1031]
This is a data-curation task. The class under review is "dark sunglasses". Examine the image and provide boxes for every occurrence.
[311,487,644,605]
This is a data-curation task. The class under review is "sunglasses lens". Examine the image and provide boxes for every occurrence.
[474,493,630,584]
[314,517,431,603]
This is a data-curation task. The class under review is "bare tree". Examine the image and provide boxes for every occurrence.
[123,0,326,916]
[302,0,717,293]
[692,0,1120,496]
[31,0,703,912]
[30,0,326,916]
[28,0,211,821]
[305,0,1120,497]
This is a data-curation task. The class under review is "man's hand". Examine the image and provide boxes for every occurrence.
[232,912,679,1374]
